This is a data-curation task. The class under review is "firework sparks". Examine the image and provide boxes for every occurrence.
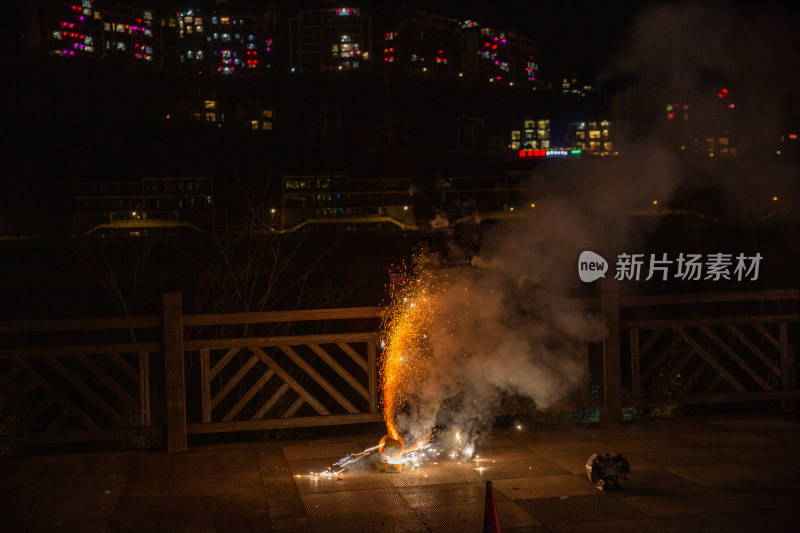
[300,261,476,479]
[307,444,381,477]
[379,268,440,441]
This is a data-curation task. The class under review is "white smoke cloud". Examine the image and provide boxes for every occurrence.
[387,0,796,449]
[390,143,680,449]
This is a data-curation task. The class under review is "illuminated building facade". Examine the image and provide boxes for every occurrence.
[381,11,539,86]
[468,27,538,86]
[46,0,99,57]
[174,9,276,74]
[99,4,156,62]
[661,89,744,157]
[289,8,372,72]
[171,91,274,130]
[509,119,551,151]
[72,177,214,234]
[281,175,413,227]
[566,120,614,154]
[30,3,538,85]
[382,11,461,74]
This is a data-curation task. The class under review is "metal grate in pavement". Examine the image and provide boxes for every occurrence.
[493,475,597,500]
[396,481,486,509]
[387,463,483,488]
[301,487,411,517]
[414,503,484,533]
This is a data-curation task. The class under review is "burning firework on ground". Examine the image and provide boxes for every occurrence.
[302,264,479,476]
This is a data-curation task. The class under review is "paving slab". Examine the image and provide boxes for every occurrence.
[1,414,799,532]
[515,493,647,525]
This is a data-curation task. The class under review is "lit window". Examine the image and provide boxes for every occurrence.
[262,121,272,130]
[197,50,204,59]
[53,31,62,40]
[205,112,216,122]
[262,110,273,118]
[511,131,521,141]
[204,100,216,109]
[250,120,259,130]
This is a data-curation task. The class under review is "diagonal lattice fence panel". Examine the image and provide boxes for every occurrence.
[621,303,797,407]
[183,307,383,435]
[0,315,162,447]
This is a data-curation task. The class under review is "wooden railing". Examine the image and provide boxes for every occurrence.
[602,284,800,424]
[0,287,797,451]
[181,298,384,442]
[0,315,162,447]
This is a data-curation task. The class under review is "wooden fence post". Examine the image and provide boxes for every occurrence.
[601,279,622,425]
[163,292,187,452]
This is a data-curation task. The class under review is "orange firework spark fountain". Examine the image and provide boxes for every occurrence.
[301,262,462,477]
[379,268,440,442]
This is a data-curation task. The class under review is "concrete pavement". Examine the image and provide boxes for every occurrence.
[2,413,799,532]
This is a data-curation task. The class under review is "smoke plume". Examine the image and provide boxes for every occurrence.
[384,1,797,449]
